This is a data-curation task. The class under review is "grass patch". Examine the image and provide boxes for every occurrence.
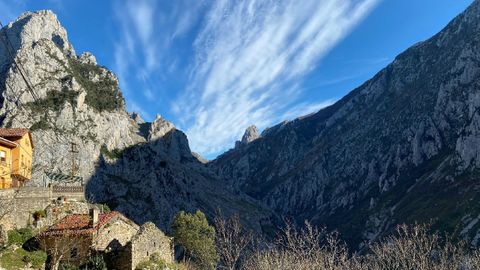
[7,228,33,246]
[136,253,183,270]
[100,145,125,159]
[0,248,47,270]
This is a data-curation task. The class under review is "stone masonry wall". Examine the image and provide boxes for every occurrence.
[131,222,173,269]
[94,217,139,251]
[0,186,85,230]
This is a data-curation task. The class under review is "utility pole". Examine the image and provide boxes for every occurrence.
[70,142,79,185]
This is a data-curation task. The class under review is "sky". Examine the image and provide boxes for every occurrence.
[0,0,474,158]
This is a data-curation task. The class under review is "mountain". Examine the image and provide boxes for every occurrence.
[211,0,480,247]
[4,1,480,248]
[0,11,273,232]
[0,10,144,180]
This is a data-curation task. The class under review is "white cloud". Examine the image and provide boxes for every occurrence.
[111,0,378,157]
[176,0,379,156]
[281,99,337,121]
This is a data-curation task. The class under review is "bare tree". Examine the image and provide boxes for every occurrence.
[37,232,86,270]
[241,221,480,270]
[214,211,253,270]
[0,188,18,246]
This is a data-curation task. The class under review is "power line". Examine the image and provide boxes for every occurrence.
[0,21,82,183]
[0,21,39,102]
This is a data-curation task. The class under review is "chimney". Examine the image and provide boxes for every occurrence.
[90,207,99,227]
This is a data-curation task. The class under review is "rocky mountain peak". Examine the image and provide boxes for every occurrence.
[241,125,260,144]
[0,10,145,182]
[131,112,145,124]
[148,114,176,141]
[0,9,272,237]
[79,52,97,65]
[4,10,75,57]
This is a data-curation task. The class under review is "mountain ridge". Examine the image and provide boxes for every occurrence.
[0,10,274,233]
[211,0,480,247]
[2,1,480,248]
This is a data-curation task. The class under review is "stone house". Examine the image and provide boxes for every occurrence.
[39,208,173,270]
[0,128,34,189]
[107,222,174,269]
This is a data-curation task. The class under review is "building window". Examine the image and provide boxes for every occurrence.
[0,151,5,162]
[70,248,78,258]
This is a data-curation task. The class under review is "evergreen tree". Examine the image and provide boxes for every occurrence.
[172,210,218,270]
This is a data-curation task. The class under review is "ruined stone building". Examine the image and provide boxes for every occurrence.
[38,208,173,269]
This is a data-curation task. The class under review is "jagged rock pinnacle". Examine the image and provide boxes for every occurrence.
[148,114,175,141]
[241,125,260,144]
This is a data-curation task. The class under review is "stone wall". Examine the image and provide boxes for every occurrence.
[131,222,173,269]
[0,186,85,230]
[94,216,139,251]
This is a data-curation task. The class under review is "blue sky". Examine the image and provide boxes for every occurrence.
[0,0,474,158]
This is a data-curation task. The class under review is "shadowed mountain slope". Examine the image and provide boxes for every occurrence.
[211,0,480,247]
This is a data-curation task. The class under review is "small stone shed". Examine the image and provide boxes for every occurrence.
[107,222,174,270]
[39,208,173,270]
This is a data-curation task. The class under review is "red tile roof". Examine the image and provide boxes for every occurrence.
[0,128,29,137]
[0,137,17,148]
[0,128,34,149]
[40,211,122,236]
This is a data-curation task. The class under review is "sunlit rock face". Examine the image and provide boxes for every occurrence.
[0,10,274,233]
[0,10,144,181]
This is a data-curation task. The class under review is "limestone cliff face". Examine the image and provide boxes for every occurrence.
[0,10,145,182]
[212,1,480,247]
[0,10,273,232]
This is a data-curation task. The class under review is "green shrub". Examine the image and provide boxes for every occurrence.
[26,89,78,113]
[172,210,218,270]
[33,210,46,221]
[30,119,50,131]
[7,228,33,246]
[0,247,47,270]
[69,58,124,112]
[81,254,107,270]
[100,145,126,159]
[135,253,181,270]
[90,203,111,213]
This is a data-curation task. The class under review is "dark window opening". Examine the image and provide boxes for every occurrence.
[70,248,78,258]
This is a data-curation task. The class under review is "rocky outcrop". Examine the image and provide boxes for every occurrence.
[0,10,144,183]
[0,10,273,233]
[241,125,260,144]
[235,125,261,148]
[86,128,272,232]
[212,0,480,247]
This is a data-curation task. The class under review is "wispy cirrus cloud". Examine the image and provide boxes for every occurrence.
[112,0,204,114]
[112,0,379,157]
[176,0,379,156]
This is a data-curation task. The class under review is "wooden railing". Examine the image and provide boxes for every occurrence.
[52,186,84,193]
